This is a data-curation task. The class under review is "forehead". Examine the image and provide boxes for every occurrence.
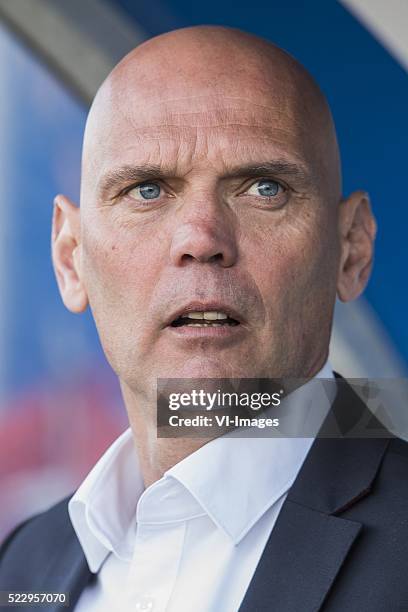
[86,90,319,179]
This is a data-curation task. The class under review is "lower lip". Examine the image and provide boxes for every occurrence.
[165,323,245,339]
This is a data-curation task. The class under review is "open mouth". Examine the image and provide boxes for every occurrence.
[170,311,240,328]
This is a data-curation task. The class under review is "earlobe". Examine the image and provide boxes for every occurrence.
[51,194,88,313]
[337,191,376,302]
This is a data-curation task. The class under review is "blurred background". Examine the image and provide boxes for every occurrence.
[0,0,407,539]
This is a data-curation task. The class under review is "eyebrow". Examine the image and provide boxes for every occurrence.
[98,159,311,199]
[98,165,166,198]
[222,161,311,184]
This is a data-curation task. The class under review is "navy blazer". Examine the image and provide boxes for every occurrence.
[1,376,408,611]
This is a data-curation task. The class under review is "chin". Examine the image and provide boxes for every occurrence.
[159,356,239,380]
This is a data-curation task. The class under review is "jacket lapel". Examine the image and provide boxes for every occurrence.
[37,520,93,612]
[238,499,361,612]
[239,377,391,612]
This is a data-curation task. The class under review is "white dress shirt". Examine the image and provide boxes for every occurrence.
[69,362,334,612]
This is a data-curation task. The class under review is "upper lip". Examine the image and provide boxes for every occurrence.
[164,301,244,327]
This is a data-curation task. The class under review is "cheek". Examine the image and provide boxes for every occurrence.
[243,210,338,312]
[82,219,157,303]
[80,222,162,360]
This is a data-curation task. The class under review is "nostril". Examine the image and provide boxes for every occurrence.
[180,251,224,265]
[208,252,224,263]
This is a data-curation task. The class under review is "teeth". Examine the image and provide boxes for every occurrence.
[186,312,204,319]
[185,311,228,320]
[216,312,228,320]
[185,323,223,327]
[204,311,219,321]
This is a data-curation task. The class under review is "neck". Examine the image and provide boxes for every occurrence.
[120,380,213,488]
[119,352,330,488]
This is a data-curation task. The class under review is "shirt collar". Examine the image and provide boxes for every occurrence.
[69,427,143,572]
[69,361,334,573]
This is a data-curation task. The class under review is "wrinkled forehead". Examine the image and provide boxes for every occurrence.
[81,51,339,197]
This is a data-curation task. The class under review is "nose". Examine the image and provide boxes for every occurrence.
[169,203,238,267]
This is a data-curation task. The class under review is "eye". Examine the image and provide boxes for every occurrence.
[246,179,281,197]
[128,182,161,201]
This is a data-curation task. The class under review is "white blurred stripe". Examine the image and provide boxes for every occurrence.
[0,0,146,103]
[331,297,407,377]
[340,0,408,72]
[330,298,408,440]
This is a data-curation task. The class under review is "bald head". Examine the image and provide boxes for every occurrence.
[82,26,341,205]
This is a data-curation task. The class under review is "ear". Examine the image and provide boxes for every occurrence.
[51,194,88,313]
[337,190,377,302]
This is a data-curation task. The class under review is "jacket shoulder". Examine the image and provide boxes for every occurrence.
[0,495,75,588]
[387,436,408,458]
[374,435,408,503]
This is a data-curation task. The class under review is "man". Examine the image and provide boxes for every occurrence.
[1,25,407,611]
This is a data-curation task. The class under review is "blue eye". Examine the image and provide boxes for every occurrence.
[247,179,280,197]
[139,183,161,199]
[128,182,161,201]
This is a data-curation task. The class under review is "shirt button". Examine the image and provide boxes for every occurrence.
[135,595,155,610]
